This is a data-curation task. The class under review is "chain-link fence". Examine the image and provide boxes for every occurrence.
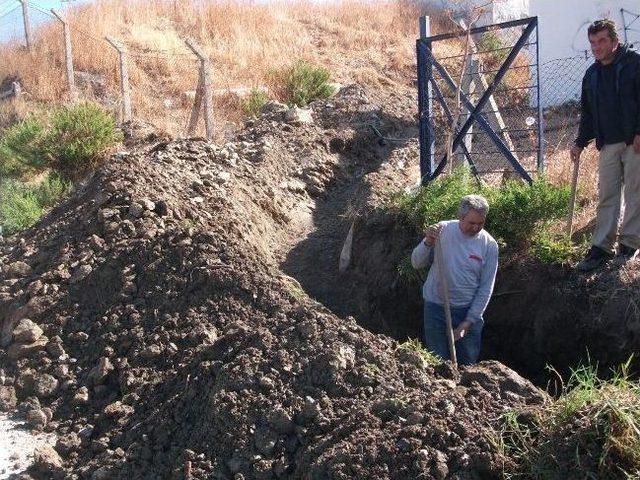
[418,16,541,183]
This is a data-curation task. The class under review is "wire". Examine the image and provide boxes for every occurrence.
[0,4,18,18]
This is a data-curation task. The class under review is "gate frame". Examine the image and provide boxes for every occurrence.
[417,16,544,185]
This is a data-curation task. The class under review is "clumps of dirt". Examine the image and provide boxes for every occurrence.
[0,85,548,479]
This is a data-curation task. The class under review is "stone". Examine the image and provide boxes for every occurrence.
[18,372,59,398]
[285,106,314,124]
[97,208,118,223]
[26,409,48,429]
[30,445,64,479]
[91,467,112,480]
[89,234,106,251]
[262,101,288,115]
[6,261,32,278]
[56,432,82,455]
[128,202,144,218]
[12,319,43,344]
[460,361,548,405]
[87,357,114,386]
[72,386,89,405]
[8,336,48,360]
[0,385,17,411]
[216,171,231,184]
[140,199,155,211]
[46,337,66,358]
[69,264,93,284]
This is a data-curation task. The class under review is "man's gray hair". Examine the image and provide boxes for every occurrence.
[458,194,489,218]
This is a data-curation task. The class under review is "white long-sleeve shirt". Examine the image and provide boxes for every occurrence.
[411,220,499,324]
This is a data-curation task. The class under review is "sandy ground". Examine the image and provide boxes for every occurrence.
[0,414,56,480]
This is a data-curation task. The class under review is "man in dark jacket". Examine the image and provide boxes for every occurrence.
[571,19,640,271]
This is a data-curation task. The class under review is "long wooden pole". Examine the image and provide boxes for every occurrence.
[435,237,457,367]
[566,158,580,237]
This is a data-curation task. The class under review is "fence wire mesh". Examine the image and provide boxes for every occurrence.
[422,18,541,181]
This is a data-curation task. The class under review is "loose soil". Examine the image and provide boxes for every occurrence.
[0,83,638,480]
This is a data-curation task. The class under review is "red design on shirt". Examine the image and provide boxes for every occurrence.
[469,254,483,263]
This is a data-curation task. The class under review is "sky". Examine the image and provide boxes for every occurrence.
[0,0,91,42]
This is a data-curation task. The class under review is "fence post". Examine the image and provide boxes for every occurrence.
[417,15,435,184]
[185,38,214,141]
[186,75,204,136]
[51,9,77,102]
[105,36,132,122]
[18,0,32,52]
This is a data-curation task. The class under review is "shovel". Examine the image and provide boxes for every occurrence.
[565,158,580,238]
[435,237,457,368]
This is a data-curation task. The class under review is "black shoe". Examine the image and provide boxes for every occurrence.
[576,246,613,272]
[612,244,638,267]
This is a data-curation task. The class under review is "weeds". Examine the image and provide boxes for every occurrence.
[397,255,425,286]
[0,174,71,235]
[397,338,441,366]
[241,88,269,117]
[0,102,121,181]
[272,60,335,107]
[497,358,640,479]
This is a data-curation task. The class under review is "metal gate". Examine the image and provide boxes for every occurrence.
[417,16,543,184]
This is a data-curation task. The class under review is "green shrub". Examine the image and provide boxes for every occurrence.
[483,176,571,247]
[392,167,571,249]
[0,117,47,178]
[44,102,122,178]
[531,229,586,265]
[34,173,72,208]
[274,60,335,107]
[0,180,43,234]
[241,88,269,117]
[0,174,71,235]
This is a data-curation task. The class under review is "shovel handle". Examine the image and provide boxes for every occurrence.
[566,158,580,238]
[435,237,457,368]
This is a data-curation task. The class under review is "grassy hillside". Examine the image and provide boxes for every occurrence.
[0,0,434,137]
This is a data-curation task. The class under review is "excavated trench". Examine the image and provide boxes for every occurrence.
[282,194,640,388]
[279,121,639,389]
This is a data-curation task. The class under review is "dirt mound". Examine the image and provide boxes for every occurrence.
[0,86,548,479]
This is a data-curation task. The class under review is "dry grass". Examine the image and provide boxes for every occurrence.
[0,0,445,138]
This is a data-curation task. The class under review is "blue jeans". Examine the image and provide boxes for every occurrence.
[423,301,483,365]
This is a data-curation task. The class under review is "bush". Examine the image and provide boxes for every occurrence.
[0,117,47,178]
[44,102,122,178]
[0,180,43,234]
[392,167,571,250]
[273,60,335,107]
[241,88,269,117]
[0,174,71,235]
[531,229,586,265]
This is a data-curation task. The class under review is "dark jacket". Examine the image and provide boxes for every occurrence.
[575,45,640,150]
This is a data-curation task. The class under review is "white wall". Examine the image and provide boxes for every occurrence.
[532,0,639,60]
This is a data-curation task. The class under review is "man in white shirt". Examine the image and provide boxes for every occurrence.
[411,195,499,365]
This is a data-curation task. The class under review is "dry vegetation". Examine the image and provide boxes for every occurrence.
[0,0,430,137]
